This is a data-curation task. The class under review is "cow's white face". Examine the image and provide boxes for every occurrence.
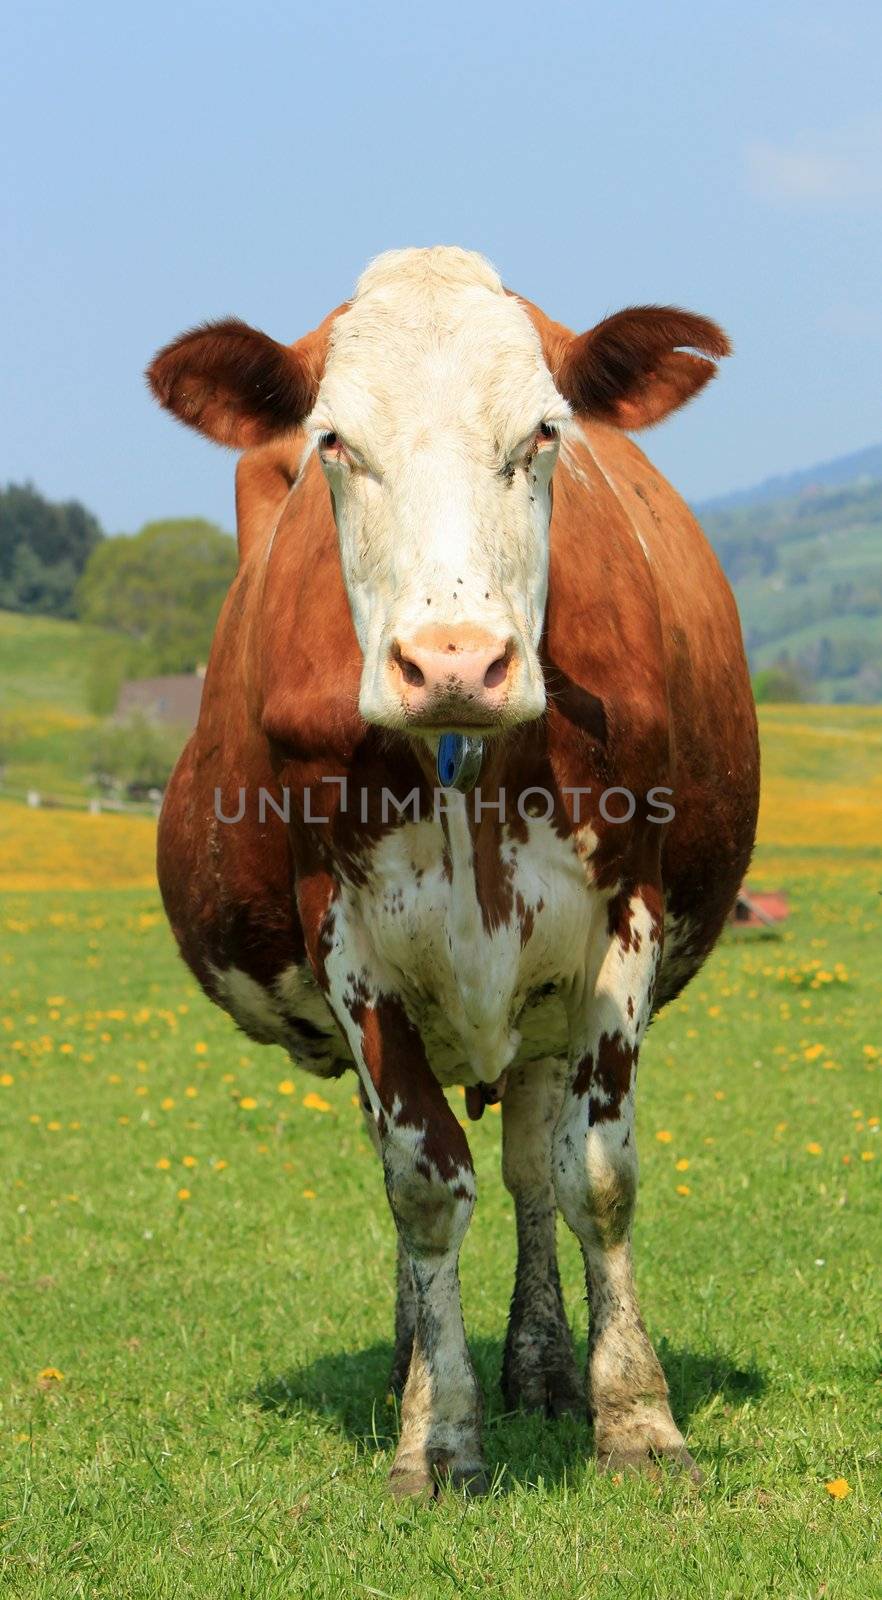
[150,247,729,741]
[305,249,570,736]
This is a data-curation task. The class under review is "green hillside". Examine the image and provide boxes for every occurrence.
[0,610,98,715]
[0,611,186,801]
[0,612,98,796]
[699,472,882,703]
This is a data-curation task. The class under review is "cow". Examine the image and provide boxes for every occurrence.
[147,246,759,1498]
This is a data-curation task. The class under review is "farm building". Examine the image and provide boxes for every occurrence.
[114,672,204,729]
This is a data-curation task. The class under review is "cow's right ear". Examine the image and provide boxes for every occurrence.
[146,318,319,450]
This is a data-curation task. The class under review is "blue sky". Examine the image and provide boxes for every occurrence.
[3,0,880,533]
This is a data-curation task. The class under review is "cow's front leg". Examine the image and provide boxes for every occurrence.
[358,1085,416,1396]
[501,1058,583,1418]
[343,986,485,1498]
[554,890,700,1479]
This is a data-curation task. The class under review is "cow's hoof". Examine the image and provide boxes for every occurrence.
[503,1365,584,1420]
[388,1463,436,1501]
[597,1437,703,1486]
[438,1462,490,1498]
[389,1451,489,1500]
[502,1329,583,1420]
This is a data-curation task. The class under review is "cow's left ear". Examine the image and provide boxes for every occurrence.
[146,314,334,450]
[554,306,730,430]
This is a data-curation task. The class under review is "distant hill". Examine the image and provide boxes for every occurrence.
[700,441,882,513]
[696,448,882,703]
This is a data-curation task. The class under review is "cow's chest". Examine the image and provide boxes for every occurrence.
[329,808,599,1087]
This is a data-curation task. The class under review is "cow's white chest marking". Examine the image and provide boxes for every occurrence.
[333,809,601,1086]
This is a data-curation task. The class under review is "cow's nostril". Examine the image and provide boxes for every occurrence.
[484,653,510,690]
[392,645,426,689]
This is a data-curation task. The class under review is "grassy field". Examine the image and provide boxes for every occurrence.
[0,613,100,799]
[1,710,880,1598]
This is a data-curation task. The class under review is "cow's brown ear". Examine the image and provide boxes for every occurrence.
[146,318,318,449]
[555,307,730,430]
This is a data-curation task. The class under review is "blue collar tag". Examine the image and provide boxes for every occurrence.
[436,733,485,793]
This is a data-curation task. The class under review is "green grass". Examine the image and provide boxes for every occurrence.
[0,612,101,799]
[0,612,97,717]
[1,846,880,1596]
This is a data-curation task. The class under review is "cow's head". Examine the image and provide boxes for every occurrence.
[148,247,728,737]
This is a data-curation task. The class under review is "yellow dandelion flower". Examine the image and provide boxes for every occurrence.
[29,1114,41,1124]
[861,1151,875,1162]
[1,1073,14,1087]
[302,1188,317,1199]
[675,1184,691,1196]
[118,1115,130,1126]
[222,1072,235,1083]
[161,1097,175,1111]
[714,1091,726,1101]
[842,1155,852,1165]
[107,1073,121,1085]
[135,1085,148,1097]
[37,1367,64,1386]
[825,1477,851,1499]
[68,1121,80,1131]
[277,1080,295,1096]
[156,1158,171,1170]
[803,1044,824,1061]
[59,1043,73,1055]
[655,1129,673,1144]
[239,1096,258,1111]
[47,1121,61,1132]
[303,1091,332,1113]
[868,1117,880,1128]
[194,1041,208,1055]
[806,1142,822,1156]
[213,1159,228,1171]
[184,1086,198,1099]
[707,1005,721,1018]
[182,1155,198,1168]
[46,997,65,1008]
[177,1187,191,1201]
[675,1158,690,1172]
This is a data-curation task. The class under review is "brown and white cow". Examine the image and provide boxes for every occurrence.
[148,247,759,1496]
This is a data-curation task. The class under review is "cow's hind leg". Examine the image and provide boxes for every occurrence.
[342,984,485,1498]
[554,888,700,1479]
[358,1085,416,1395]
[501,1058,582,1418]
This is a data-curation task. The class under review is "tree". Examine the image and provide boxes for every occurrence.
[0,482,104,617]
[752,664,810,704]
[87,713,186,793]
[76,519,236,675]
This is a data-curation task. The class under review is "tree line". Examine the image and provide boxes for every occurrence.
[0,482,236,711]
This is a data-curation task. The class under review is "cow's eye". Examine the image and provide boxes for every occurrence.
[318,430,350,465]
[537,422,559,444]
